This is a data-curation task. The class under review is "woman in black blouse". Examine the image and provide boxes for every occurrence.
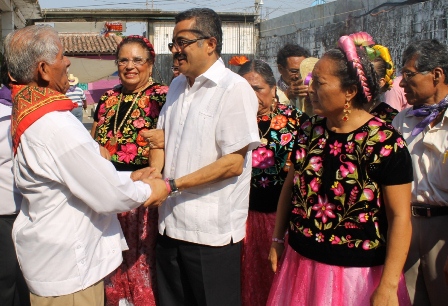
[235,59,308,306]
[267,35,413,306]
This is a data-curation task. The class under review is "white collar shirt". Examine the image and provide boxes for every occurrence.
[157,58,260,246]
[0,104,21,215]
[392,107,448,205]
[13,110,151,297]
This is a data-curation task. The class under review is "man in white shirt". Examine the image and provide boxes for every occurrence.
[392,39,448,306]
[4,25,163,305]
[148,8,259,306]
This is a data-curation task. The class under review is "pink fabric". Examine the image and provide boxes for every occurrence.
[242,211,276,306]
[384,76,409,111]
[105,207,158,306]
[267,245,411,306]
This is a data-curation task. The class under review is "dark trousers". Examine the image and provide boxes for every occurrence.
[0,215,30,306]
[156,233,241,306]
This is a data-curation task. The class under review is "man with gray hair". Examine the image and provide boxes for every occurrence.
[4,25,165,305]
[392,39,448,306]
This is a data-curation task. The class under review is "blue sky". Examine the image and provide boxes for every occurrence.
[39,0,335,20]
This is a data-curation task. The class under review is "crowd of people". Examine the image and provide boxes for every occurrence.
[0,6,447,306]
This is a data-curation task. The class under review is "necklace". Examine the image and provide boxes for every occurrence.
[259,124,271,146]
[258,113,272,146]
[110,80,153,146]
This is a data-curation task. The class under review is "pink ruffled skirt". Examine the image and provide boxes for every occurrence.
[267,245,411,306]
[241,210,277,306]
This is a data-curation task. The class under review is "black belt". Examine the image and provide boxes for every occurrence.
[411,204,448,217]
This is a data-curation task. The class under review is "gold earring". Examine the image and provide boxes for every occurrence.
[271,97,277,112]
[342,100,351,121]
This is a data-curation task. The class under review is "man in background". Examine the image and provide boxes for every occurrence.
[276,44,311,114]
[66,73,87,123]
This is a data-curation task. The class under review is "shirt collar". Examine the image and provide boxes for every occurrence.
[194,57,225,86]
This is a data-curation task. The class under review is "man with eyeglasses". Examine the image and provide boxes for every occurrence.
[276,44,311,114]
[146,7,259,306]
[392,39,448,306]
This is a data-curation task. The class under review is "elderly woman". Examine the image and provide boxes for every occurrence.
[234,59,309,306]
[267,34,413,305]
[92,35,168,306]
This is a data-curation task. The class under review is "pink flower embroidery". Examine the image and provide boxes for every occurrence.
[280,133,293,146]
[368,120,383,127]
[316,232,325,242]
[310,177,321,192]
[149,101,160,118]
[340,164,352,177]
[359,213,369,223]
[380,145,393,157]
[318,138,327,149]
[309,156,323,172]
[330,235,341,244]
[363,188,374,201]
[155,85,169,95]
[362,240,371,250]
[331,181,344,196]
[377,131,387,142]
[312,195,336,223]
[252,147,275,169]
[355,132,368,141]
[304,228,313,237]
[133,117,146,128]
[98,103,106,117]
[396,138,405,148]
[117,143,137,163]
[329,140,342,156]
[345,141,354,153]
[295,148,306,161]
[258,177,270,188]
[293,173,300,185]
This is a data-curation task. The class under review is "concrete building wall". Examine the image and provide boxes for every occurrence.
[258,0,448,79]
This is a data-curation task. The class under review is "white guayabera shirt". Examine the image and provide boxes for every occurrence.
[158,58,260,247]
[12,110,151,297]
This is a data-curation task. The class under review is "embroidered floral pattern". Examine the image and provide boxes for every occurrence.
[251,104,307,189]
[95,83,167,166]
[290,116,409,253]
[370,101,398,124]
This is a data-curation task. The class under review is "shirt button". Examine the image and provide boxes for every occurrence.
[80,260,86,265]
[76,245,82,249]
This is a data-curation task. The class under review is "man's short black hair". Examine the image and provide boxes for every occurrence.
[276,44,311,67]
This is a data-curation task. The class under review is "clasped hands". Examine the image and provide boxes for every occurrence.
[131,167,169,208]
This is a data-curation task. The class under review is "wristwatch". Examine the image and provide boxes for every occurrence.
[168,178,181,197]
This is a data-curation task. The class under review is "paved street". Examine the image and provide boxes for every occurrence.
[82,104,95,132]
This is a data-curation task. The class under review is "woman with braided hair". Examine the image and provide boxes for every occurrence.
[351,32,400,124]
[93,35,168,306]
[267,34,413,305]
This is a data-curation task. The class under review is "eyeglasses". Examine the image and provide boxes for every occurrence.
[115,57,150,66]
[171,66,179,72]
[402,70,429,81]
[168,37,210,52]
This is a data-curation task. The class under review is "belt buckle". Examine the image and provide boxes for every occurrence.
[411,206,431,217]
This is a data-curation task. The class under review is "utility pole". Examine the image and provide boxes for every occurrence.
[255,0,263,23]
